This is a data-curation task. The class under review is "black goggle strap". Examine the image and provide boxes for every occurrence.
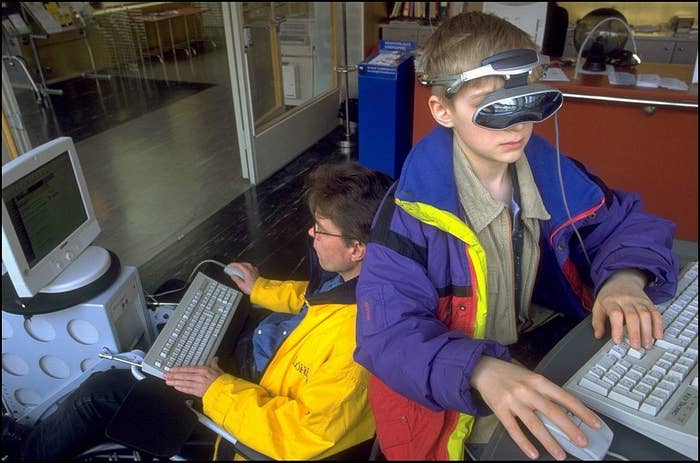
[418,49,542,97]
[503,72,530,89]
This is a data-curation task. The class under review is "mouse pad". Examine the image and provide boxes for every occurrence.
[106,376,198,457]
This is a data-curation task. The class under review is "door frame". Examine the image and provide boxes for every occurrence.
[222,3,340,184]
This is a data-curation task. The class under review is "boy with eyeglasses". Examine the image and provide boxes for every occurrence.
[12,161,392,461]
[354,11,679,461]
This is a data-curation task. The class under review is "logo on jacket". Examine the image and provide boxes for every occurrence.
[292,357,310,378]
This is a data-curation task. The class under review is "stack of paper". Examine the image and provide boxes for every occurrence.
[608,72,636,86]
[635,74,661,88]
[659,77,689,91]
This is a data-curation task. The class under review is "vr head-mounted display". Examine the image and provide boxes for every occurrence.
[418,49,563,130]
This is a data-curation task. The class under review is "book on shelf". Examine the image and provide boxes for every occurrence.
[389,2,442,21]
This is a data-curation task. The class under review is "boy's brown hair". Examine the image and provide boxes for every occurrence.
[421,12,541,101]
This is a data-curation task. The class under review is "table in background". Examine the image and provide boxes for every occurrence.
[130,6,209,64]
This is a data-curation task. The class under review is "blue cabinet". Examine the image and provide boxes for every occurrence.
[358,41,415,179]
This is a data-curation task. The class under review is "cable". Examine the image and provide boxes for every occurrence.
[554,113,592,266]
[605,450,629,461]
[145,259,228,302]
[573,16,639,80]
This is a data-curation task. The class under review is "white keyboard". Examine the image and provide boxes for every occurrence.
[141,271,243,379]
[564,261,698,460]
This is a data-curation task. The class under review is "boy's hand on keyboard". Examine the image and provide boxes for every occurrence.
[592,269,663,350]
[163,357,225,398]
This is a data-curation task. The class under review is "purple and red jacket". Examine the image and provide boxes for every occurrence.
[354,125,679,460]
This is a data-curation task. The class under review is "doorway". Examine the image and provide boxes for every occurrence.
[224,2,341,184]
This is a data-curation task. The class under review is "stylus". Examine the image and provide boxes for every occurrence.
[98,352,143,368]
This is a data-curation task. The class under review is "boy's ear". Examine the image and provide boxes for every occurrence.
[428,95,455,128]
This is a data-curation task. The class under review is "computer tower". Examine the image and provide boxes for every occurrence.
[1,265,155,425]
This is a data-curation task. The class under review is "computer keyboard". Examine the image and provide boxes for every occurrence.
[141,271,243,379]
[564,261,698,460]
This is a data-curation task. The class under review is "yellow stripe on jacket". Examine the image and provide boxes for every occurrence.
[395,198,489,459]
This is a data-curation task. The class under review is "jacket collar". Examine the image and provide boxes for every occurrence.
[305,236,358,305]
[396,125,602,228]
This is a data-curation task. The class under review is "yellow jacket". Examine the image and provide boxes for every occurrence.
[203,276,375,460]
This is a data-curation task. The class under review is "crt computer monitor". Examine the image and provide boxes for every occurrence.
[2,137,101,298]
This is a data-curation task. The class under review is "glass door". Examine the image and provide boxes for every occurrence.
[223,2,339,183]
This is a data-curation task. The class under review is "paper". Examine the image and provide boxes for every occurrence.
[636,73,661,88]
[659,77,689,91]
[366,51,404,67]
[608,72,636,86]
[541,67,569,82]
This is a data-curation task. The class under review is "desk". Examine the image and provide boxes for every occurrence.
[131,7,208,63]
[480,315,690,460]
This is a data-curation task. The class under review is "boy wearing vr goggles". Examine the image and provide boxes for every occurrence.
[354,11,679,461]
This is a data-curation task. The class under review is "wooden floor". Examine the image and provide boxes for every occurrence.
[137,126,351,295]
[12,46,251,270]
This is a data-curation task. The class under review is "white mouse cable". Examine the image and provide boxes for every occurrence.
[606,450,629,460]
[145,259,229,301]
[554,112,592,266]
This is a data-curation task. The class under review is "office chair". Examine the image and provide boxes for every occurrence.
[75,364,379,461]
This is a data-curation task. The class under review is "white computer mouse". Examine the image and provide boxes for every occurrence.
[535,408,614,460]
[223,265,244,279]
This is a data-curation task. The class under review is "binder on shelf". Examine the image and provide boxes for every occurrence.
[390,2,442,21]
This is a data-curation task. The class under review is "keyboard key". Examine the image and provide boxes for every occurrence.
[633,383,652,397]
[652,359,673,375]
[609,386,644,409]
[596,354,617,371]
[628,347,646,359]
[640,397,663,416]
[655,336,685,351]
[579,375,612,396]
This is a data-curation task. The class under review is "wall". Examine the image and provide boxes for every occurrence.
[345,2,366,99]
[363,2,387,58]
[559,2,698,26]
[466,2,698,25]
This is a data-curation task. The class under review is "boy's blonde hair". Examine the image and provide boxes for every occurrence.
[421,12,540,101]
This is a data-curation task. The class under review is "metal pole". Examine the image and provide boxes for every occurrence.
[337,2,355,156]
[342,4,351,140]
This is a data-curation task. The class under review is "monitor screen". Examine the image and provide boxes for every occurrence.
[3,152,87,268]
[2,137,100,297]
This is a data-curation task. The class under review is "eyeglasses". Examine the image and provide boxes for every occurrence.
[312,223,350,240]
